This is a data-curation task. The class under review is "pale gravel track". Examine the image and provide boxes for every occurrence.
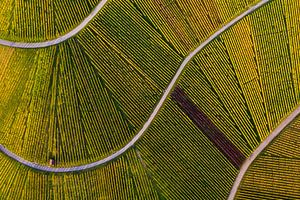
[0,0,108,48]
[0,0,271,173]
[228,104,300,199]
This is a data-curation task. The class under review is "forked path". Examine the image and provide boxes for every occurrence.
[0,0,109,48]
[0,0,271,172]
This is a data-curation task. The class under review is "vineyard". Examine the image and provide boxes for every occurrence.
[0,0,100,42]
[136,99,238,199]
[236,114,300,199]
[131,0,257,55]
[178,0,299,155]
[0,0,300,199]
[0,0,258,167]
[0,149,159,199]
[135,0,300,199]
[0,40,140,167]
[171,86,246,169]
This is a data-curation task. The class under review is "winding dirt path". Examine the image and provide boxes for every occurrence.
[0,0,108,48]
[0,0,271,173]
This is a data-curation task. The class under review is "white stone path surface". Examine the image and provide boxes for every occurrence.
[228,104,300,199]
[0,0,273,175]
[0,0,108,48]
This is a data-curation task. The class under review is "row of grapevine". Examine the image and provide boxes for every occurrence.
[0,46,60,165]
[0,0,13,38]
[76,29,164,130]
[265,116,300,159]
[212,0,256,20]
[79,0,183,88]
[179,57,254,156]
[171,86,246,169]
[0,149,159,199]
[132,0,259,55]
[192,40,260,151]
[132,0,198,55]
[137,99,238,199]
[134,1,300,198]
[0,46,19,123]
[221,18,270,141]
[175,0,300,156]
[236,115,300,199]
[249,0,297,130]
[0,39,138,167]
[0,0,276,169]
[76,0,183,128]
[281,0,300,103]
[1,0,300,199]
[0,0,259,45]
[0,46,38,146]
[0,0,99,42]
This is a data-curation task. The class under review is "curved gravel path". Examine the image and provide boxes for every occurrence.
[228,105,300,199]
[0,0,271,172]
[0,0,108,49]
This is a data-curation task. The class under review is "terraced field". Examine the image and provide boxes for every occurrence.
[1,0,300,199]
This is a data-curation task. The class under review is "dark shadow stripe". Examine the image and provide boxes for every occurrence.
[171,86,246,169]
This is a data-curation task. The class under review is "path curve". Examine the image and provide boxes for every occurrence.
[0,0,271,173]
[0,0,109,49]
[228,104,300,199]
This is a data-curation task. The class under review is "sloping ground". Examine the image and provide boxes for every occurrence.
[130,0,257,55]
[0,0,101,42]
[0,0,256,44]
[135,1,299,198]
[0,149,160,199]
[235,114,300,199]
[0,0,259,167]
[130,0,300,198]
[1,0,300,199]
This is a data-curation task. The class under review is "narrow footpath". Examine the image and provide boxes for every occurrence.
[0,0,272,173]
[0,0,108,48]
